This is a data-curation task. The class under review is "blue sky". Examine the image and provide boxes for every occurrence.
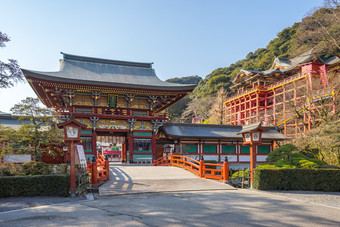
[0,0,324,112]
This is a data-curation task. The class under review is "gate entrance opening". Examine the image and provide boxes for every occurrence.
[97,132,127,163]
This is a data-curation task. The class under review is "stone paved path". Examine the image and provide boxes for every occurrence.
[1,189,340,227]
[99,164,235,196]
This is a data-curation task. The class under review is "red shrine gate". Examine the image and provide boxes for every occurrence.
[22,53,196,163]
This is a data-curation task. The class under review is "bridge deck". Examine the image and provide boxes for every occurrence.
[99,164,235,196]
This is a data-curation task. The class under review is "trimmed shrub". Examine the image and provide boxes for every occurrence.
[266,144,298,162]
[253,169,340,192]
[50,164,69,175]
[231,169,249,179]
[274,160,296,169]
[256,164,278,169]
[299,160,317,168]
[0,175,70,197]
[22,161,51,175]
[259,145,326,169]
[0,163,22,176]
[0,165,13,176]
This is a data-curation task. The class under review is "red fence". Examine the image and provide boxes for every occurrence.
[87,154,110,184]
[154,154,229,182]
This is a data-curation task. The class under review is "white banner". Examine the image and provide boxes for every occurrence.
[76,144,87,168]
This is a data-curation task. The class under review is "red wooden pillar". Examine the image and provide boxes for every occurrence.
[307,101,312,131]
[223,160,229,182]
[91,159,97,184]
[170,153,173,166]
[333,89,336,114]
[218,139,221,163]
[199,160,204,178]
[249,144,256,188]
[121,143,126,163]
[152,134,156,164]
[273,89,276,124]
[70,141,76,197]
[319,64,328,88]
[198,140,202,160]
[129,133,134,163]
[256,91,259,122]
[105,159,110,180]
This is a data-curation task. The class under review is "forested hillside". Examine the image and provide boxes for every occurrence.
[165,76,202,121]
[166,75,202,85]
[166,3,340,123]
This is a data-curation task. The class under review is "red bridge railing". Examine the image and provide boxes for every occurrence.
[87,154,110,184]
[154,154,229,182]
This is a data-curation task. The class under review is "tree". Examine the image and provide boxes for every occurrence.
[206,88,228,124]
[0,31,23,88]
[295,5,340,56]
[165,75,202,122]
[180,96,214,123]
[166,96,191,122]
[10,97,62,161]
[166,75,202,84]
[11,97,53,126]
[289,119,340,167]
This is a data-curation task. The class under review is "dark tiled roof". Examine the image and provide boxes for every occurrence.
[322,56,340,65]
[158,122,288,141]
[22,53,197,91]
[238,122,266,134]
[232,50,340,84]
[0,113,28,128]
[0,111,13,118]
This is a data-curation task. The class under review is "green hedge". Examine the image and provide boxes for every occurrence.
[0,174,70,197]
[253,169,340,192]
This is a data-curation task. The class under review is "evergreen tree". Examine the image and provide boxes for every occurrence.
[0,32,23,89]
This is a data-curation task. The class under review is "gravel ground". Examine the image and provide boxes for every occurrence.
[259,190,340,209]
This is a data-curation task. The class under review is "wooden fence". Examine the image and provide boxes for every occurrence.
[154,154,229,182]
[229,168,250,188]
[87,153,110,184]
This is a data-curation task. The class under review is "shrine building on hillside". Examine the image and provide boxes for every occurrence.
[22,53,196,163]
[224,51,340,137]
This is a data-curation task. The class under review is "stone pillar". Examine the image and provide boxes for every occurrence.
[92,130,97,156]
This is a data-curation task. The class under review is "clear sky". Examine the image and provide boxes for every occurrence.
[0,0,324,112]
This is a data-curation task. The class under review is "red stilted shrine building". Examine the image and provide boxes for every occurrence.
[22,53,196,163]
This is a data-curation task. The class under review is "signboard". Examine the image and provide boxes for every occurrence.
[3,155,31,163]
[76,144,87,168]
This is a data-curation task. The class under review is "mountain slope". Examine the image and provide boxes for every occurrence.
[166,5,340,122]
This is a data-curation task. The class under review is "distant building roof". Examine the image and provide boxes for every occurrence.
[0,112,26,129]
[158,122,288,141]
[232,51,340,84]
[22,52,196,91]
[0,112,48,130]
[322,55,340,65]
[0,111,13,118]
